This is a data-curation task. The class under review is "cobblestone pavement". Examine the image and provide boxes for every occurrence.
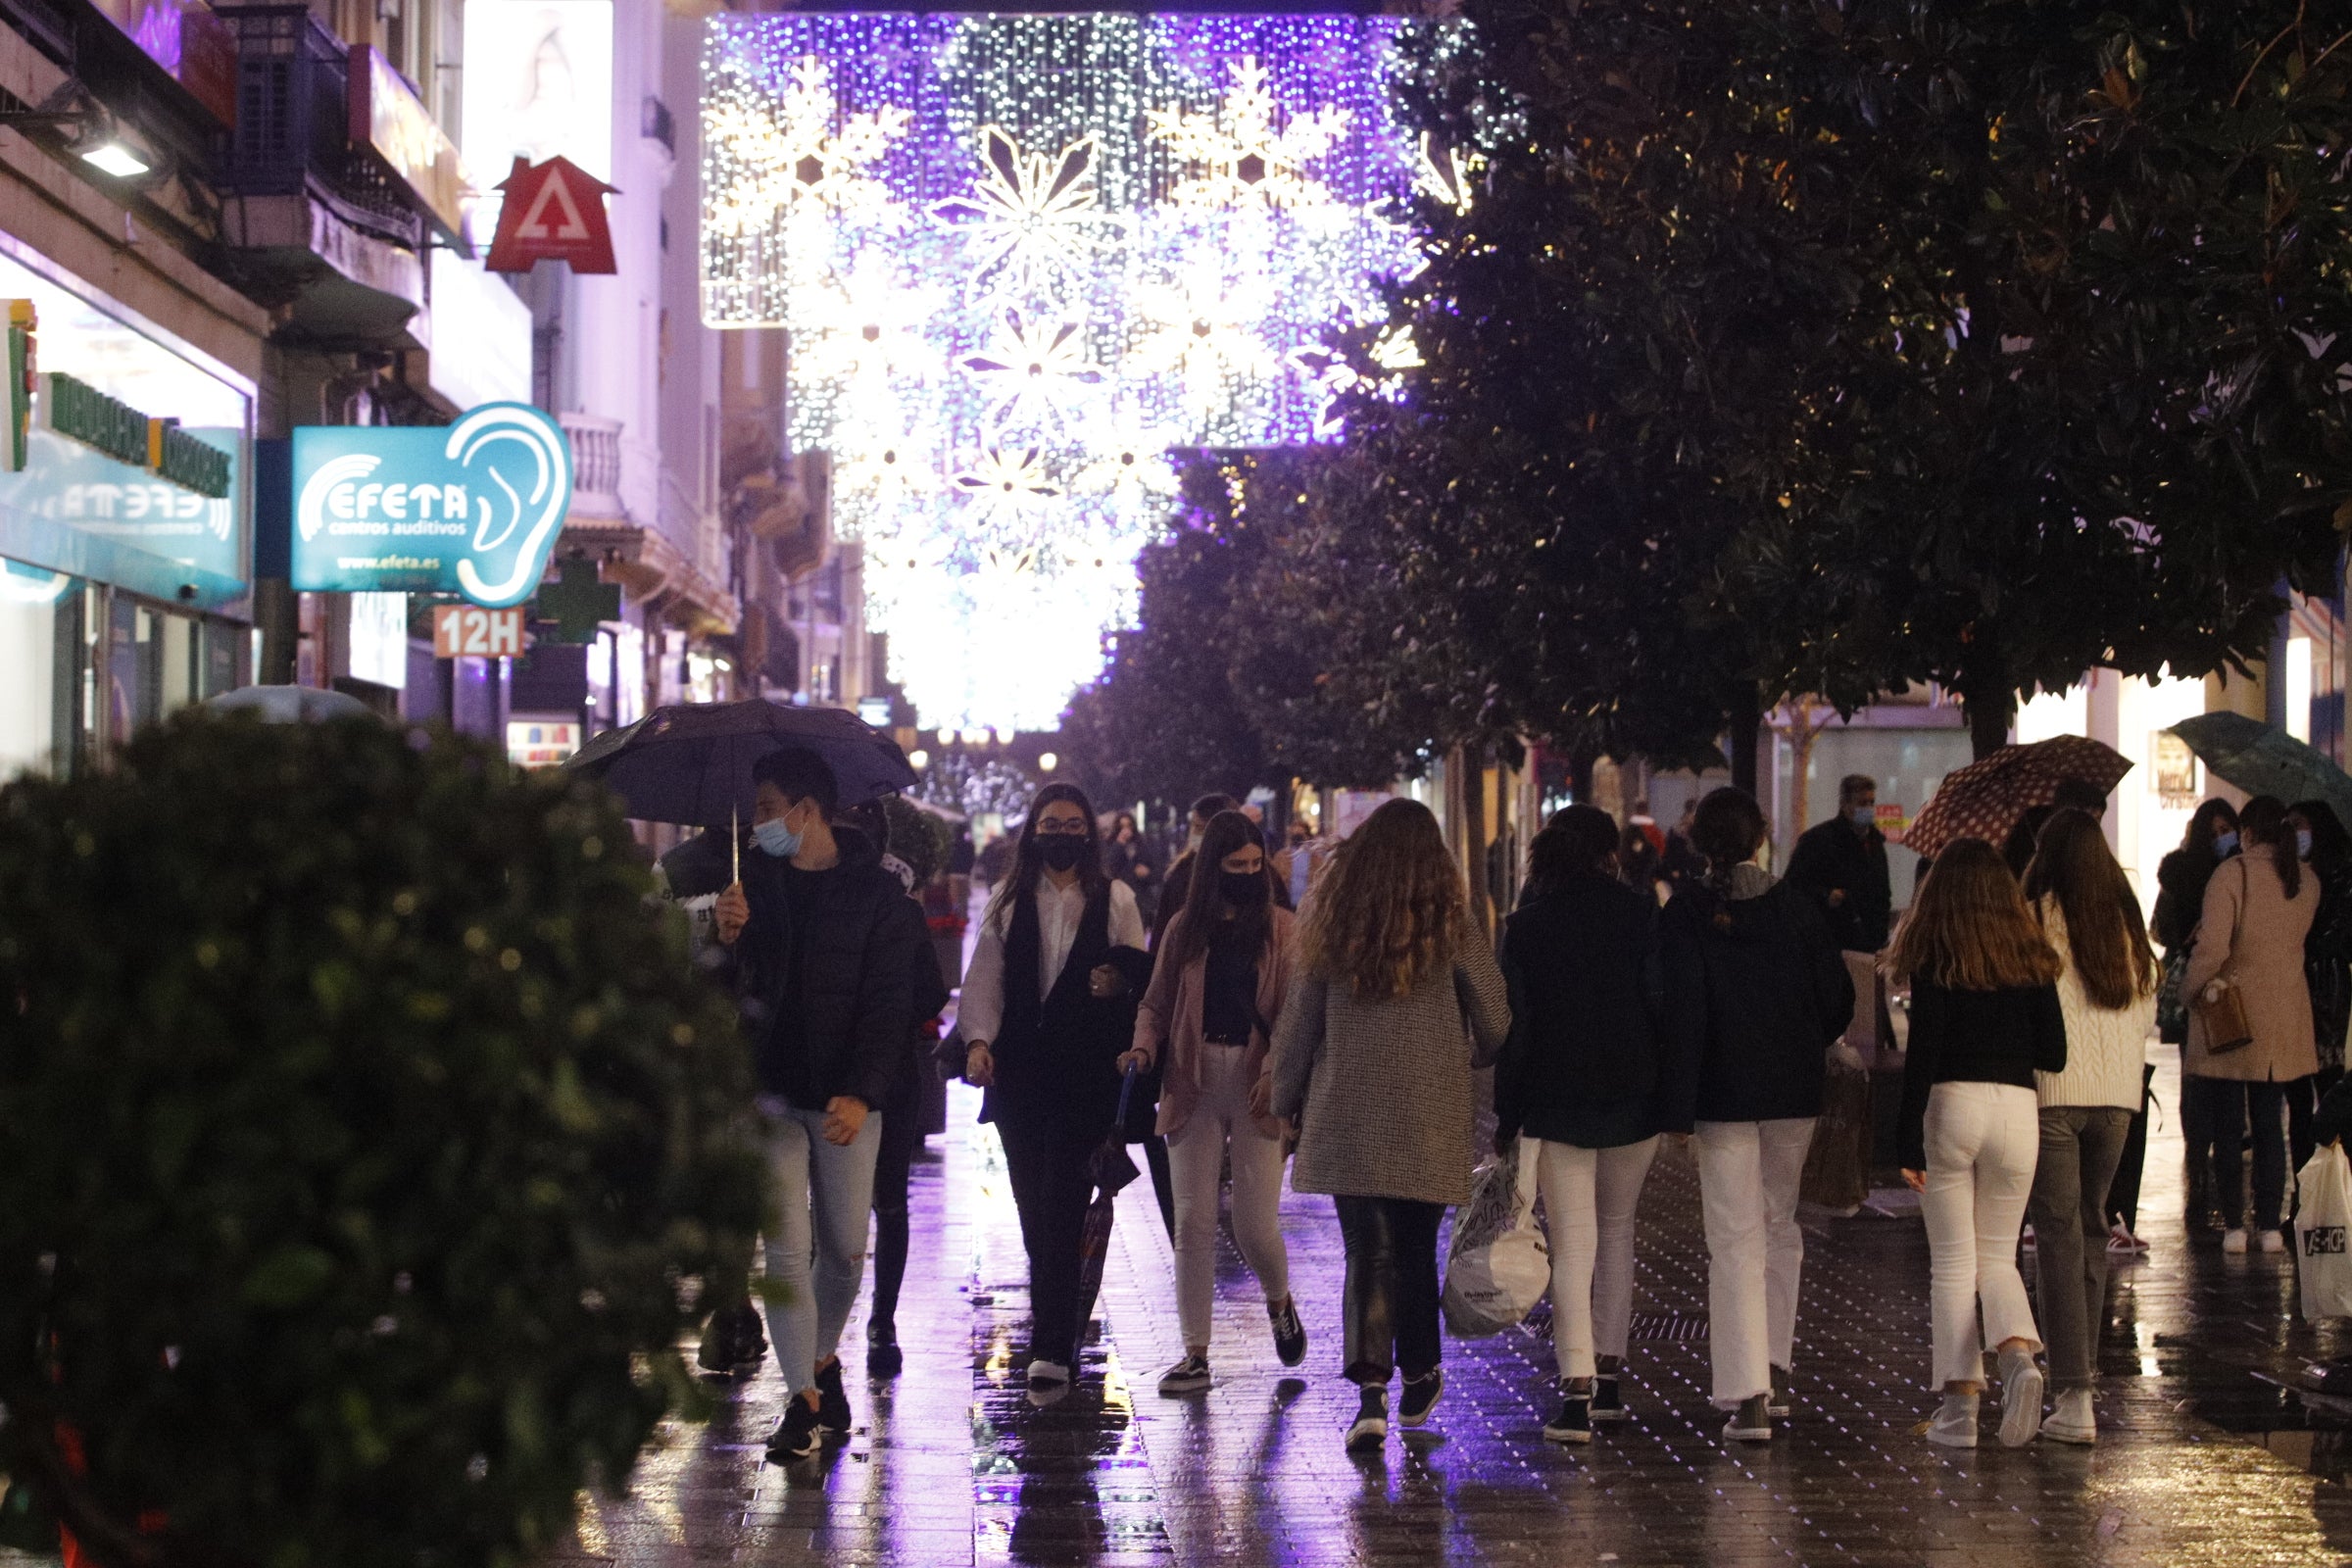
[530,1052,2352,1568]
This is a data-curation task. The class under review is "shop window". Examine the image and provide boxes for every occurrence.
[0,561,86,780]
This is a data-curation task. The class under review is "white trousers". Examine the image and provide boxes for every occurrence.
[1695,1117,1816,1407]
[1921,1081,2042,1390]
[1534,1136,1659,1380]
[1165,1043,1292,1348]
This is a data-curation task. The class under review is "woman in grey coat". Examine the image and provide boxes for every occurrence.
[1269,799,1511,1453]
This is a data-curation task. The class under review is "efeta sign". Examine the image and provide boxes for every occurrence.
[290,403,571,609]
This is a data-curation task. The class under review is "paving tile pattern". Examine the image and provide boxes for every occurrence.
[521,1049,2352,1567]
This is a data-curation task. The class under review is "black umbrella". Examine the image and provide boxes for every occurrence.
[565,700,917,829]
[1072,1068,1145,1351]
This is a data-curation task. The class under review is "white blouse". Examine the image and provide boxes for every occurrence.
[957,876,1145,1048]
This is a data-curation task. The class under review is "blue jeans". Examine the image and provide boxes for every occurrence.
[759,1101,882,1394]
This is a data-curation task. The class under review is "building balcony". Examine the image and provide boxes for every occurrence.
[558,411,736,638]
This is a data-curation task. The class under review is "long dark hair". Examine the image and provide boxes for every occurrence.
[2239,795,2302,900]
[1691,787,1767,892]
[1161,809,1275,973]
[2181,798,2238,858]
[2293,800,2352,880]
[1528,805,1619,897]
[986,781,1108,929]
[2022,808,2157,1009]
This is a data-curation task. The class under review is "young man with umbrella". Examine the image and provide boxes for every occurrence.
[713,748,920,1461]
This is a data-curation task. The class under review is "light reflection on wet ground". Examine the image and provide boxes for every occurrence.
[529,1054,2352,1568]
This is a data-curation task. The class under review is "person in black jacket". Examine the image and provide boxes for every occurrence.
[961,783,1152,1398]
[1660,788,1851,1446]
[1782,774,1893,955]
[713,748,919,1462]
[1888,839,2067,1451]
[2152,799,2239,1227]
[1499,806,1671,1446]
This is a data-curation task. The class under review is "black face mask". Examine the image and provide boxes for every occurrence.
[1220,869,1268,906]
[1039,836,1087,872]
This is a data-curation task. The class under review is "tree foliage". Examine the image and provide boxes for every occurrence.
[0,715,766,1568]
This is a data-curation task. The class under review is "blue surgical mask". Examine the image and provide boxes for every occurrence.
[1849,806,1876,831]
[2298,828,2315,860]
[2215,830,2239,858]
[754,814,803,859]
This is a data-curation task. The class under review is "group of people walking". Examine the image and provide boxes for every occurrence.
[701,739,2352,1467]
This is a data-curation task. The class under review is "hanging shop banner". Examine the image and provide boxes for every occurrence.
[288,403,572,609]
[482,157,618,274]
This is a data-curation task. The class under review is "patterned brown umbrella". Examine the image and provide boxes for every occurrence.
[1902,736,2134,861]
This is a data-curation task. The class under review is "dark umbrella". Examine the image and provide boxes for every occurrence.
[2169,712,2352,824]
[565,699,916,829]
[1071,1068,1144,1355]
[1902,736,2133,860]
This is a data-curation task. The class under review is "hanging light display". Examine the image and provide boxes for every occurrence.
[702,12,1421,732]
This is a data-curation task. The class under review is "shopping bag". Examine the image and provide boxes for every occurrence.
[1443,1136,1549,1337]
[1800,1058,1873,1214]
[2295,1145,2352,1321]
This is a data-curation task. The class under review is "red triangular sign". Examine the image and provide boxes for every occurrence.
[484,155,618,274]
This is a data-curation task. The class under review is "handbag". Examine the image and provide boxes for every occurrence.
[1442,1136,1549,1337]
[1799,1057,1873,1214]
[2190,862,2255,1055]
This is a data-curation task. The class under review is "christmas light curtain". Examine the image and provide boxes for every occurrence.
[701,12,1422,732]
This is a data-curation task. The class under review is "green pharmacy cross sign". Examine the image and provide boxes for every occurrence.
[533,555,621,644]
[290,404,572,609]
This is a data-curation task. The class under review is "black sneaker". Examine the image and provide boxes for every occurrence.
[1543,1386,1593,1446]
[1346,1383,1389,1451]
[1397,1367,1444,1429]
[766,1396,822,1462]
[1722,1393,1771,1444]
[813,1358,851,1438]
[1769,1364,1792,1418]
[697,1301,766,1376]
[866,1322,904,1379]
[1158,1352,1212,1396]
[1269,1298,1308,1368]
[1592,1373,1625,1424]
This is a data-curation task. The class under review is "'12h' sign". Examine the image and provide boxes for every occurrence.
[433,605,524,659]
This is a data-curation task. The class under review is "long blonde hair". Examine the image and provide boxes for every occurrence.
[1886,838,2062,991]
[1297,798,1466,1001]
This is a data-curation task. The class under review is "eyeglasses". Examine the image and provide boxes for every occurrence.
[1035,820,1089,836]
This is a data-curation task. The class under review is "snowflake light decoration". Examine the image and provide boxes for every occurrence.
[1148,55,1351,213]
[702,14,1428,730]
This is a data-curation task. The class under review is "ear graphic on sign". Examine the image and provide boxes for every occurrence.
[450,404,572,607]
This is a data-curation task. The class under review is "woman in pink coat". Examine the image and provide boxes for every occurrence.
[1121,808,1304,1395]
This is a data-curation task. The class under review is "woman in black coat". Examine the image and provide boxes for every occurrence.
[1498,806,1671,1447]
[1659,789,1851,1446]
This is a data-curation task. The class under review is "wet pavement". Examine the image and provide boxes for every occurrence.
[530,1051,2352,1568]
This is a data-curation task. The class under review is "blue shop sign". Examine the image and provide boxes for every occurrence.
[287,404,572,609]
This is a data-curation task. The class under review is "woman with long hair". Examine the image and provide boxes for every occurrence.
[1268,799,1510,1452]
[1119,809,1304,1395]
[1660,788,1851,1446]
[959,783,1150,1396]
[2019,810,2156,1444]
[2154,799,2239,1228]
[1890,839,2067,1448]
[2183,795,2320,1254]
[2287,800,2352,1169]
[1498,805,1672,1445]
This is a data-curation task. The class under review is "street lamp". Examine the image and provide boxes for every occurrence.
[908,749,930,771]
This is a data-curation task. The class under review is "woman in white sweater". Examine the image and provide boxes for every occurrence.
[2020,809,2159,1445]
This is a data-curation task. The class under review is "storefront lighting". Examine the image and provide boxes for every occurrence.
[907,748,930,771]
[78,141,151,178]
[1037,751,1057,773]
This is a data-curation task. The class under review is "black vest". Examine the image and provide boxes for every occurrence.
[987,884,1125,1132]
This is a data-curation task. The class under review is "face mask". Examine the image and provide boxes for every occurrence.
[1221,869,1268,906]
[1038,836,1086,872]
[2215,831,2239,858]
[1185,829,1205,854]
[2298,829,2315,860]
[753,813,803,859]
[1849,806,1876,831]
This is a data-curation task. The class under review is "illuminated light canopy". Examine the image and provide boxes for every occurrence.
[701,13,1427,731]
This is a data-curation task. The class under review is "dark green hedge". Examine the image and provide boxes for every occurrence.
[0,714,766,1568]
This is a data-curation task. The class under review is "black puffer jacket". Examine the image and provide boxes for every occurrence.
[1497,873,1668,1144]
[1660,871,1852,1126]
[725,824,919,1109]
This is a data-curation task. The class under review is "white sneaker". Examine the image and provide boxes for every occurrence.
[1926,1391,1979,1448]
[2223,1228,2249,1254]
[1997,1347,2043,1447]
[2044,1388,2097,1446]
[1025,1358,1070,1388]
[2260,1229,2287,1254]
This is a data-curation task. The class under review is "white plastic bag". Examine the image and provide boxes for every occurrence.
[1443,1136,1549,1337]
[2295,1144,2352,1321]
